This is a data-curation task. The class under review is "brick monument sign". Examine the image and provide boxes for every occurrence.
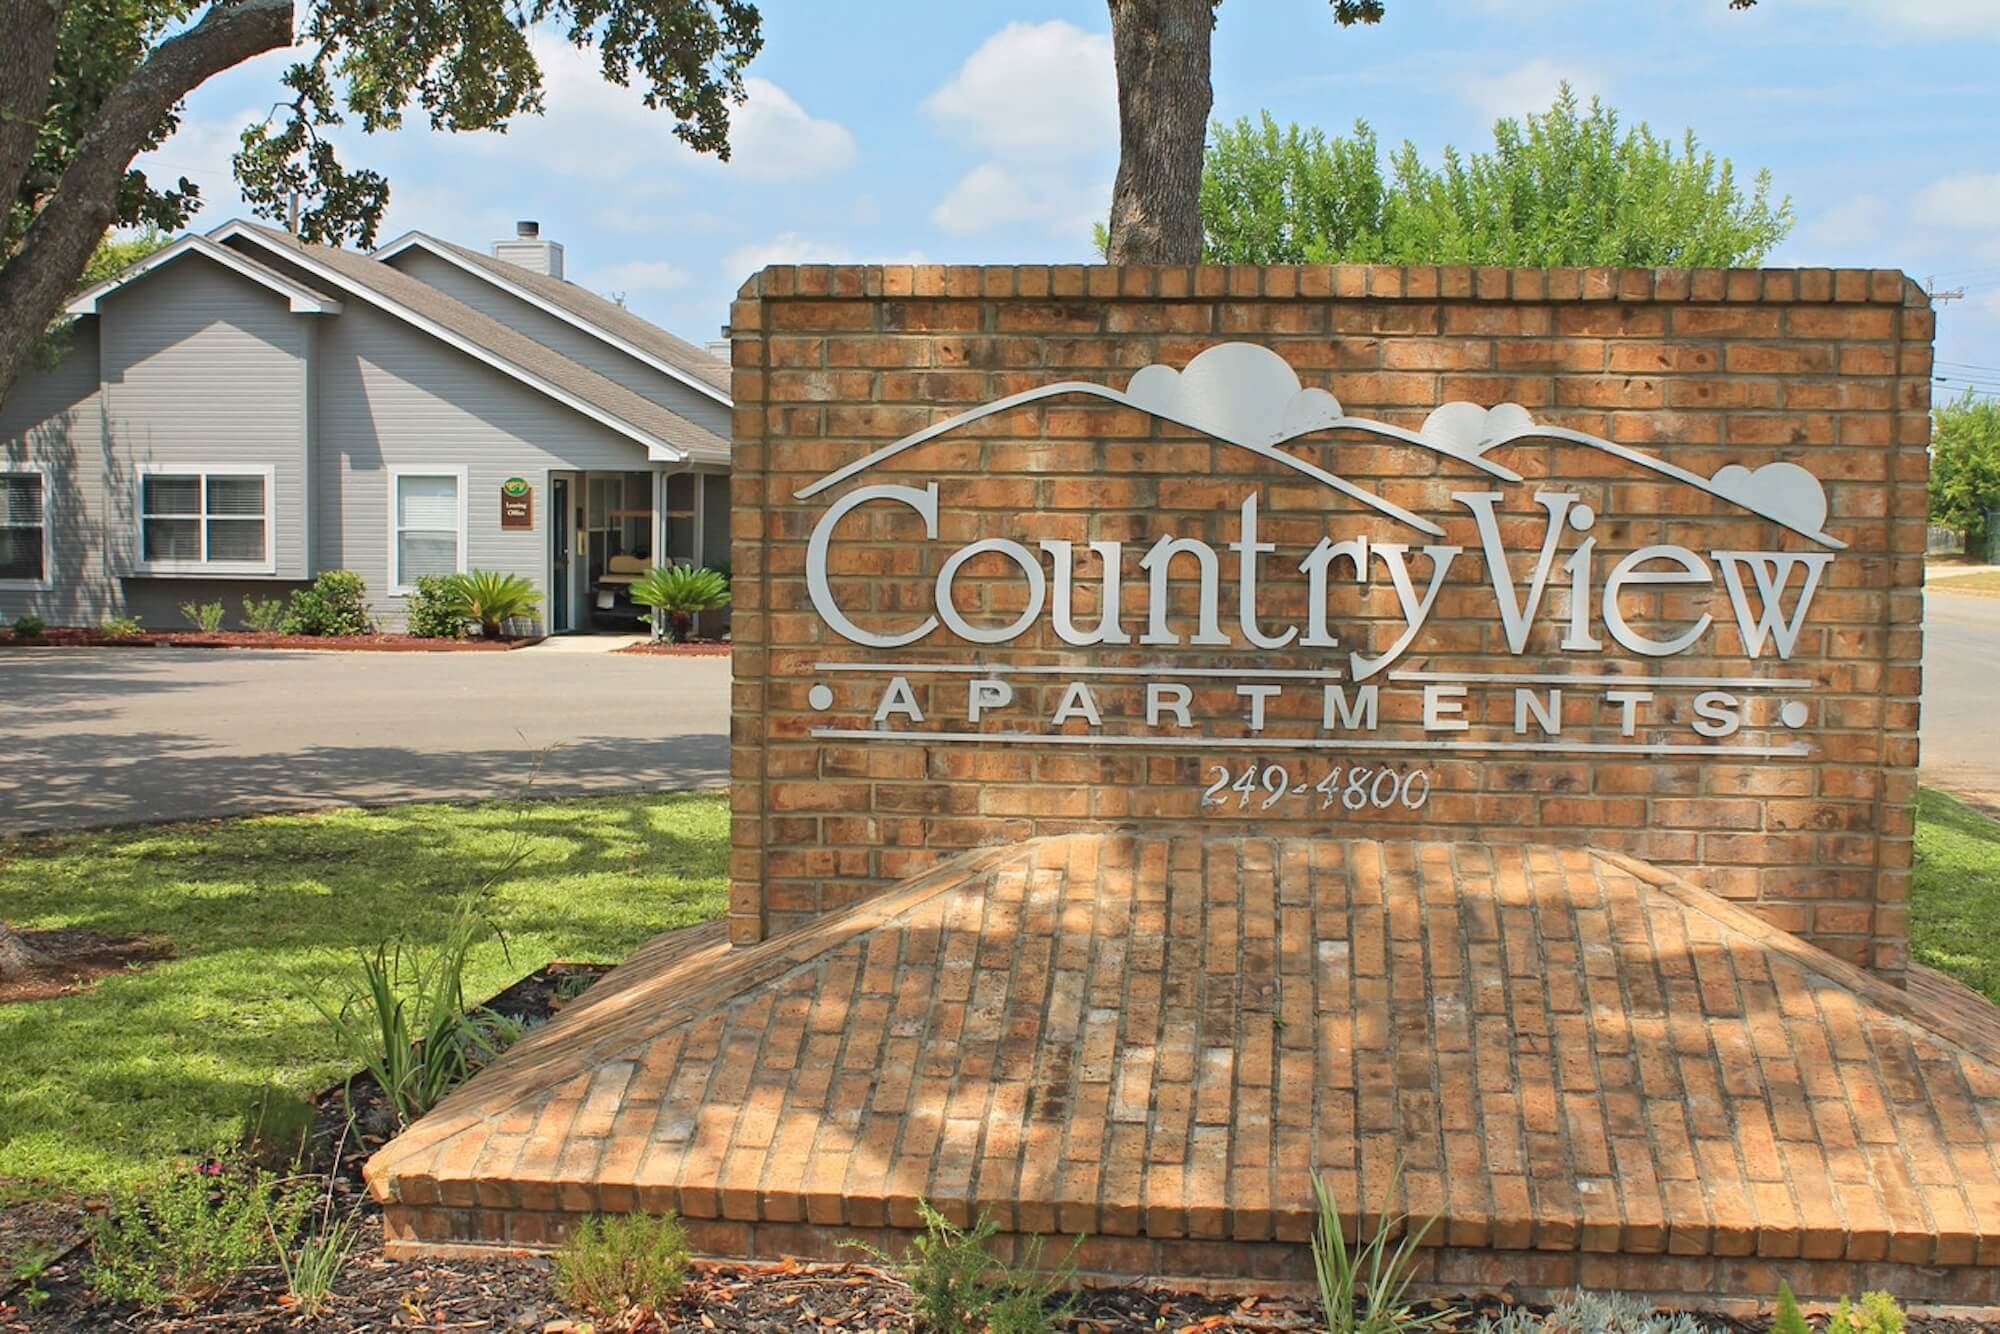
[371,266,2000,1308]
[726,263,1929,975]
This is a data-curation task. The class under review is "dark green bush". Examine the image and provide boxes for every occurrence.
[281,571,371,637]
[405,574,467,639]
[11,613,46,639]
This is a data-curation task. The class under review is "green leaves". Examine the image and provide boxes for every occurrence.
[1929,392,2000,544]
[1203,83,1794,268]
[629,564,729,642]
[236,0,762,245]
[442,569,542,638]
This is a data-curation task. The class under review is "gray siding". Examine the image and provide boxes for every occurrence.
[384,250,733,440]
[309,296,654,628]
[0,335,110,624]
[98,258,311,583]
[121,577,309,630]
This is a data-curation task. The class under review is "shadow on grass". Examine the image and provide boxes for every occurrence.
[0,790,728,1195]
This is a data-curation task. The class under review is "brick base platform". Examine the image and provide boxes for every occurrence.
[365,835,2000,1307]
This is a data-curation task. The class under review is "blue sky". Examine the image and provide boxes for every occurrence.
[142,0,2000,395]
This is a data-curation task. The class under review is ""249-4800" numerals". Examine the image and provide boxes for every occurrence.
[1200,763,1432,812]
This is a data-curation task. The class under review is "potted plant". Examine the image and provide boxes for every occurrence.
[629,565,730,643]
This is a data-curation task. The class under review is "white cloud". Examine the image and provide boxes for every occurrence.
[924,20,1115,160]
[930,163,1107,239]
[1914,173,2000,229]
[582,259,689,294]
[465,38,849,186]
[726,77,856,181]
[1458,58,1605,120]
[1795,194,1889,254]
[720,233,929,281]
[1817,0,2000,36]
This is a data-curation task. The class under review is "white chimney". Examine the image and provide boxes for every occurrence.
[705,326,731,360]
[491,220,563,279]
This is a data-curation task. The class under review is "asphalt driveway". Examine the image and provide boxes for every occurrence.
[0,646,730,835]
[1922,589,2000,814]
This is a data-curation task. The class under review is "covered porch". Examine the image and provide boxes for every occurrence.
[545,467,730,635]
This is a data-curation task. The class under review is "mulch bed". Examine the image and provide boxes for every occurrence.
[4,956,1992,1332]
[2,629,539,652]
[614,639,731,656]
[0,928,174,1005]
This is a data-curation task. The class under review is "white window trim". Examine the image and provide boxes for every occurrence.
[134,464,276,576]
[388,466,469,595]
[0,463,51,591]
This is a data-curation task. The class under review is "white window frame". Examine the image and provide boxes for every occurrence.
[388,467,468,595]
[0,464,51,590]
[134,464,276,576]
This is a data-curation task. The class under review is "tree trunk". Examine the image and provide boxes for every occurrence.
[0,0,293,402]
[0,0,68,219]
[0,921,51,982]
[1104,0,1213,264]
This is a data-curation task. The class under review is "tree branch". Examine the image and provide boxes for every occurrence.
[0,0,293,399]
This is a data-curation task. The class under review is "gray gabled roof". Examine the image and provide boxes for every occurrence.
[420,236,732,397]
[215,222,729,466]
[66,233,342,315]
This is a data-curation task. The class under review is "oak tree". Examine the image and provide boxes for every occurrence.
[0,0,761,401]
[1102,0,1759,264]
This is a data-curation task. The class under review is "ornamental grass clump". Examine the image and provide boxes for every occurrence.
[1311,1168,1451,1334]
[315,894,516,1127]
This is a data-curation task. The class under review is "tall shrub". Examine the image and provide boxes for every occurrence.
[1194,85,1793,267]
[1930,391,2000,547]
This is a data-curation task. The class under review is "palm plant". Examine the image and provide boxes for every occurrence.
[445,570,542,638]
[629,564,730,642]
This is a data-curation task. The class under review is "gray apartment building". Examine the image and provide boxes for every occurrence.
[0,219,731,633]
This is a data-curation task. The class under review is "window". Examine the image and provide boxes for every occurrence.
[391,470,465,591]
[138,467,272,571]
[0,471,46,585]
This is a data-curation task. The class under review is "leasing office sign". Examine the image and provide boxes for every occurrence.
[729,264,1928,972]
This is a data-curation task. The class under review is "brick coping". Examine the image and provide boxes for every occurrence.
[367,834,2000,1303]
[736,263,1927,307]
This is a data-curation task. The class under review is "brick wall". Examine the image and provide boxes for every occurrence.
[728,264,1931,976]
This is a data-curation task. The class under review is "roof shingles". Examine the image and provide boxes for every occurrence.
[226,223,729,464]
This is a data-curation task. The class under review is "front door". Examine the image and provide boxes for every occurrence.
[551,477,572,631]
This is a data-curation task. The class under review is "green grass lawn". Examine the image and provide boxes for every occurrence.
[2,785,1998,1201]
[1912,787,2000,1003]
[0,793,727,1196]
